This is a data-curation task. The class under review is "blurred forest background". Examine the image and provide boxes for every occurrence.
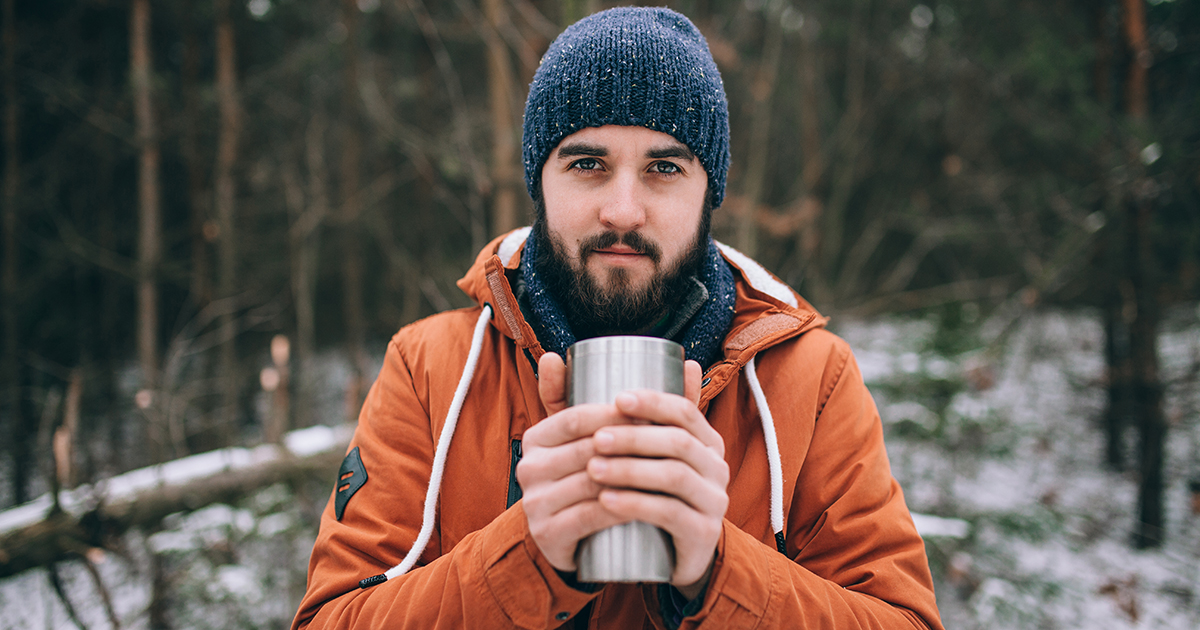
[1,0,1199,628]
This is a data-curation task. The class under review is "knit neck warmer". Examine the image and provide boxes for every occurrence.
[519,231,737,371]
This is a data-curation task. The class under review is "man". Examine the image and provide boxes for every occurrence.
[294,7,943,629]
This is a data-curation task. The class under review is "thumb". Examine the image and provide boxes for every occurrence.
[538,352,568,416]
[684,359,702,405]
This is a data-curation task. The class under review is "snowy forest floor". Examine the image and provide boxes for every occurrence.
[1,306,1198,629]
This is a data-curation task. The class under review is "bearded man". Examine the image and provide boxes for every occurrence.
[293,7,943,630]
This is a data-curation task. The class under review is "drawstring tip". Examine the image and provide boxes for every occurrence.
[775,531,787,555]
[359,574,387,589]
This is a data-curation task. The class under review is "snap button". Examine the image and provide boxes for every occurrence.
[555,611,570,621]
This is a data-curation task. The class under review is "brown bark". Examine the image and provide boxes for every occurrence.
[214,0,241,449]
[485,0,520,236]
[340,0,367,422]
[131,0,164,460]
[1120,0,1150,120]
[265,336,290,445]
[53,370,83,489]
[3,0,31,504]
[736,10,783,257]
[1094,2,1112,108]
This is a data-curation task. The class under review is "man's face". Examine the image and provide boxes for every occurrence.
[535,125,710,336]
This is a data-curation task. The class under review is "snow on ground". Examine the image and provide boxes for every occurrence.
[2,308,1198,629]
[836,305,1200,630]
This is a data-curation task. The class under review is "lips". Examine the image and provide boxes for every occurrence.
[580,231,662,264]
[594,245,640,256]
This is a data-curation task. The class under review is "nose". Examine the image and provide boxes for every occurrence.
[597,170,647,232]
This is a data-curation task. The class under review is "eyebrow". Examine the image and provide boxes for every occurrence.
[554,139,697,161]
[555,142,607,158]
[647,145,696,161]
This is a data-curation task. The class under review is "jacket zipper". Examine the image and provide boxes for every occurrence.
[506,439,523,508]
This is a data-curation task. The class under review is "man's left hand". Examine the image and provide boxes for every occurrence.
[586,360,729,599]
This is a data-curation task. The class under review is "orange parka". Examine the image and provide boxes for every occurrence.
[293,229,944,630]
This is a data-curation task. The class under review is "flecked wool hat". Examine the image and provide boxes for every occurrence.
[522,7,731,207]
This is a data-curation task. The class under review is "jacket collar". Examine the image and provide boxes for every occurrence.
[456,228,828,379]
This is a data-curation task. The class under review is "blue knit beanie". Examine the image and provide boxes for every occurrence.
[522,7,730,207]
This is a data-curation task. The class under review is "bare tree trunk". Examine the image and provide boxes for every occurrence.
[485,0,520,236]
[1119,0,1165,549]
[131,0,164,461]
[340,0,368,422]
[282,114,328,430]
[559,0,599,27]
[148,544,170,630]
[182,0,211,307]
[735,9,783,258]
[265,335,290,444]
[3,0,31,504]
[410,0,488,253]
[214,0,242,450]
[1103,302,1131,471]
[1121,0,1150,120]
[1094,1,1113,109]
[795,19,827,301]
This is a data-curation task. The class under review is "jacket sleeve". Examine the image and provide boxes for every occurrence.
[656,340,944,630]
[292,337,598,629]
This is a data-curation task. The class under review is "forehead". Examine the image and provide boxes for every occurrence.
[550,125,695,156]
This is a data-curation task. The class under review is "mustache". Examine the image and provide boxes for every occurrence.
[578,231,662,265]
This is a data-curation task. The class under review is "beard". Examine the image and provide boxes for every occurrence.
[530,207,710,339]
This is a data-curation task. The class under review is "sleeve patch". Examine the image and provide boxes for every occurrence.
[335,447,368,521]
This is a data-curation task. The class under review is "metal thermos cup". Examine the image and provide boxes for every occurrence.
[566,336,682,583]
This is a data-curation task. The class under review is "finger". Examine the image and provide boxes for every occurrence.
[515,436,597,487]
[538,352,568,416]
[613,391,724,455]
[597,489,723,531]
[520,470,605,519]
[684,360,701,405]
[595,489,723,583]
[522,403,627,448]
[587,456,728,514]
[592,425,729,483]
[528,500,630,570]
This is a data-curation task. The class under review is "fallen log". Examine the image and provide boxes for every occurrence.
[0,424,352,579]
[0,422,971,578]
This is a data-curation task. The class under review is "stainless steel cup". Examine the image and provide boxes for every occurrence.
[566,336,682,583]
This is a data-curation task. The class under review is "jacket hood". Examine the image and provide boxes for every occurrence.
[456,227,829,370]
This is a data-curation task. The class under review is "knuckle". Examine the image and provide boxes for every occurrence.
[713,459,730,486]
[666,462,690,488]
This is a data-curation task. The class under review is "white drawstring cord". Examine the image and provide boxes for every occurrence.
[382,304,493,581]
[368,303,787,585]
[744,356,785,545]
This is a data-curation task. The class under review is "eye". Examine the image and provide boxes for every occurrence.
[652,161,681,174]
[571,158,601,171]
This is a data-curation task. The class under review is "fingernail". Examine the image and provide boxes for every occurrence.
[615,392,637,408]
[594,430,613,448]
[591,458,608,474]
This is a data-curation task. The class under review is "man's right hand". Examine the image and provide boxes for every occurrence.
[516,352,631,572]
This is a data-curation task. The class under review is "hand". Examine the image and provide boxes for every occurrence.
[587,360,729,595]
[516,352,631,572]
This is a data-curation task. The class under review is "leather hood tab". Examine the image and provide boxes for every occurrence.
[725,313,803,353]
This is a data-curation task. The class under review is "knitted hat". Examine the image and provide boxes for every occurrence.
[522,7,730,207]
